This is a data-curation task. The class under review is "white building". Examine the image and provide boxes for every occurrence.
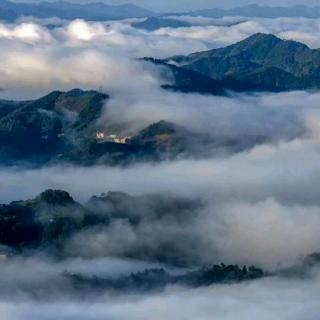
[96,132,131,144]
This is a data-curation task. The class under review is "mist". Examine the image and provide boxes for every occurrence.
[15,0,320,11]
[0,10,319,320]
[0,17,319,99]
[0,266,319,320]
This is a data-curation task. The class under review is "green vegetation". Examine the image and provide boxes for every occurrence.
[163,33,320,92]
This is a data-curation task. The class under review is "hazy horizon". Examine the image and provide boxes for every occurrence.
[10,0,320,12]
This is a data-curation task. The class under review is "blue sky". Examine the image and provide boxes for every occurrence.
[12,0,320,12]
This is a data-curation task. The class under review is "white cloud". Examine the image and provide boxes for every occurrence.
[0,271,319,320]
[0,15,319,318]
[155,17,320,48]
[2,135,320,267]
[0,22,53,43]
[0,17,318,99]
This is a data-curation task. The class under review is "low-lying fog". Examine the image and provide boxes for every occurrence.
[2,136,320,268]
[0,12,319,320]
[0,267,319,320]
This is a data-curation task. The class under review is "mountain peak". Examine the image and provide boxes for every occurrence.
[245,33,281,42]
[164,33,319,93]
[231,33,282,51]
[238,33,310,55]
[138,120,177,137]
[37,189,75,205]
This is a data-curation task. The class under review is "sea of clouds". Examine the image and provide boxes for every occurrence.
[0,13,320,320]
[0,16,319,98]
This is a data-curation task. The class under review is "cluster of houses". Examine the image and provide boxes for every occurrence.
[96,132,131,144]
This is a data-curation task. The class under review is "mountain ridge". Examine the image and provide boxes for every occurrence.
[183,4,320,19]
[2,2,320,22]
[0,0,155,21]
[0,88,268,166]
[159,33,320,93]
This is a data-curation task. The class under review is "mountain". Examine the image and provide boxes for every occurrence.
[0,187,266,281]
[0,90,193,165]
[0,5,18,21]
[0,189,87,248]
[132,17,190,31]
[0,189,265,297]
[0,0,155,21]
[0,189,201,261]
[132,16,247,31]
[0,100,24,119]
[2,3,320,22]
[57,119,212,165]
[0,89,108,163]
[1,89,206,165]
[185,4,320,19]
[143,58,227,95]
[66,264,264,295]
[160,33,320,93]
[0,88,275,166]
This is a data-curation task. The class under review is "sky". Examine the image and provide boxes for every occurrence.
[12,0,320,12]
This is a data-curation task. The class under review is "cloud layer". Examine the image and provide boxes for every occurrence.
[0,270,319,320]
[0,14,319,320]
[0,16,319,99]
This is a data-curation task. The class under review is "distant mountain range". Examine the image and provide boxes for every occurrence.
[185,4,320,19]
[132,17,191,31]
[1,2,320,22]
[0,0,155,21]
[147,33,320,93]
[131,16,245,31]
